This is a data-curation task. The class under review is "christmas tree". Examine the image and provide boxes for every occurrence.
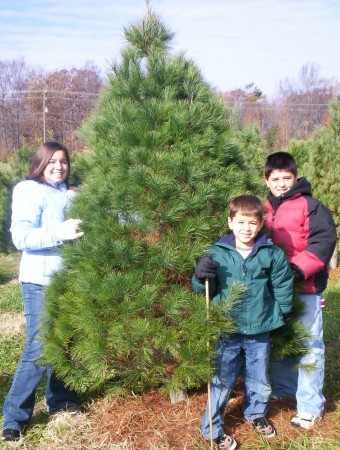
[41,11,306,396]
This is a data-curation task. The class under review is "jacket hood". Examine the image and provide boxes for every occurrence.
[267,176,312,209]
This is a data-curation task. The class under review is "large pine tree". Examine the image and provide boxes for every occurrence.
[41,11,250,395]
[301,96,340,233]
[41,11,305,396]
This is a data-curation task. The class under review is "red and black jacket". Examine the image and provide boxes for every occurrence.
[265,177,337,294]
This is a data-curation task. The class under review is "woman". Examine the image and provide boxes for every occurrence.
[2,142,84,442]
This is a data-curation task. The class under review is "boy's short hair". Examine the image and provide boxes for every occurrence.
[264,151,297,179]
[229,195,265,221]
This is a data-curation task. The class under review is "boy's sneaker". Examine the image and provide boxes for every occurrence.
[252,417,276,438]
[213,433,237,450]
[291,414,320,430]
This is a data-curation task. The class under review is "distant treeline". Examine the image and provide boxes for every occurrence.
[0,58,339,155]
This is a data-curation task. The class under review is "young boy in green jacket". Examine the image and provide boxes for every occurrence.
[192,195,293,450]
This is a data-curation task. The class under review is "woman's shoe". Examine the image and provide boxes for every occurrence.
[2,428,21,442]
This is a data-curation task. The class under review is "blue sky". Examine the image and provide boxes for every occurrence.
[1,0,340,98]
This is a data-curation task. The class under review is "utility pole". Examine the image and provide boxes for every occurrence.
[43,90,48,141]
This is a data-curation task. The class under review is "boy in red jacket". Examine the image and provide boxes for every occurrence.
[264,151,337,430]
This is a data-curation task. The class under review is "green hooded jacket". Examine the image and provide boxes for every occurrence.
[192,232,293,335]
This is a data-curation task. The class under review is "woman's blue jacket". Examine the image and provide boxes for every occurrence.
[10,180,76,286]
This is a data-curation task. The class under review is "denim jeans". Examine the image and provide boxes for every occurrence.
[201,332,271,441]
[270,293,325,418]
[2,283,77,432]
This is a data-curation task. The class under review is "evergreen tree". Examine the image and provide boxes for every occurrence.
[304,97,340,235]
[288,96,340,234]
[234,125,268,197]
[9,143,35,182]
[41,11,307,395]
[0,145,34,253]
[41,11,251,395]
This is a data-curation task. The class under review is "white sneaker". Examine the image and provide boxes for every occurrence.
[291,414,320,430]
[213,434,237,450]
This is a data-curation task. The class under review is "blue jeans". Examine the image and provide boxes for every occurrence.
[270,293,325,418]
[201,332,271,441]
[2,283,77,432]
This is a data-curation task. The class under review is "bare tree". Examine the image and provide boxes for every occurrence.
[0,57,37,154]
[25,62,103,150]
[277,62,339,143]
[221,63,339,150]
[1,59,339,155]
[223,83,268,131]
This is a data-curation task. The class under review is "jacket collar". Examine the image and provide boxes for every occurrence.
[217,232,269,254]
[44,178,67,191]
[267,176,312,209]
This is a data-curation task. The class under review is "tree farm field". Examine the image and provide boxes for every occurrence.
[0,252,339,450]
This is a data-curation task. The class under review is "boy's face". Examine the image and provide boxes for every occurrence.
[265,169,297,197]
[228,212,263,248]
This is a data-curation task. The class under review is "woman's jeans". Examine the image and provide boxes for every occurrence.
[2,283,77,432]
[270,293,325,418]
[201,332,271,441]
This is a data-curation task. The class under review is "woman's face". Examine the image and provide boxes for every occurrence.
[43,150,69,184]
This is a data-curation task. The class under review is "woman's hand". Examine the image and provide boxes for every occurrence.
[57,219,84,241]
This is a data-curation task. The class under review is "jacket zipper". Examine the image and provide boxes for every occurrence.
[242,261,247,277]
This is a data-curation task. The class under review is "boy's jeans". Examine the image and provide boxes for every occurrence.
[2,283,77,432]
[270,293,325,418]
[201,332,271,441]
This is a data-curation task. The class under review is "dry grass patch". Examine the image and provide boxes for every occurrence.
[35,412,102,450]
[328,266,340,287]
[86,383,340,450]
[1,392,339,450]
[0,312,25,337]
[88,390,205,449]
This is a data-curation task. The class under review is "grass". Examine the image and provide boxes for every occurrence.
[0,252,339,449]
[0,253,19,286]
[323,285,340,401]
[0,253,24,430]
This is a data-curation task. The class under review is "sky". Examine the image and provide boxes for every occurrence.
[1,0,340,99]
